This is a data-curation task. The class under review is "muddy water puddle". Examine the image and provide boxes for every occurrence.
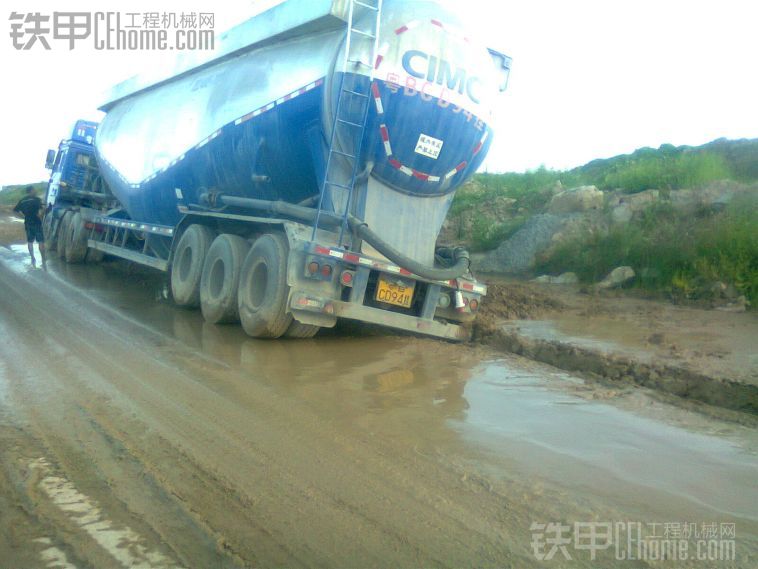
[0,248,758,552]
[4,250,758,537]
[460,362,757,520]
[503,317,653,358]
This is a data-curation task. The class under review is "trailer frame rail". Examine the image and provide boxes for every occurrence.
[86,213,174,271]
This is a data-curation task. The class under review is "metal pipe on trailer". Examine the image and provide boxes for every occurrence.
[200,193,472,281]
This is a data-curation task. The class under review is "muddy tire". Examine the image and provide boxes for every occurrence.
[238,233,293,339]
[85,245,105,263]
[84,221,104,263]
[284,320,320,339]
[57,211,72,260]
[200,234,250,324]
[171,224,215,308]
[65,212,88,263]
[42,213,57,252]
[171,224,214,308]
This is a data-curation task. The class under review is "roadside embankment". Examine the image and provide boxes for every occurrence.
[474,281,758,416]
[2,203,754,416]
[0,205,26,245]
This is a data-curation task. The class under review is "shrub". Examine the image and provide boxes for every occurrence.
[469,215,527,252]
[451,166,574,217]
[536,193,758,305]
[0,182,47,205]
[600,153,732,193]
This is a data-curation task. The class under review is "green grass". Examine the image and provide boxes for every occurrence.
[0,182,47,206]
[598,152,732,193]
[535,194,758,305]
[450,166,575,218]
[448,139,758,303]
[450,151,737,248]
[449,167,573,251]
[468,215,528,252]
[453,139,758,221]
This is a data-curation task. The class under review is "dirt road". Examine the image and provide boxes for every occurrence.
[1,245,757,568]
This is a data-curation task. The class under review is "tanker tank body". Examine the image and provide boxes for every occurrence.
[83,0,512,340]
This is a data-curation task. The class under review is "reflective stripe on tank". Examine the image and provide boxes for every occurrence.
[370,17,487,183]
[395,19,470,44]
[373,80,489,184]
[108,78,326,189]
[106,17,484,189]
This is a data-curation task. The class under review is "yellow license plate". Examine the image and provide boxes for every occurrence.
[375,274,415,308]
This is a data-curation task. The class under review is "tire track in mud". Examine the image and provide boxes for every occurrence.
[0,409,180,569]
[4,258,758,568]
[30,456,181,568]
[0,323,230,568]
[0,264,543,568]
[0,422,70,569]
[0,290,289,568]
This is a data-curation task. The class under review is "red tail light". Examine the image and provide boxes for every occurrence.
[340,270,354,286]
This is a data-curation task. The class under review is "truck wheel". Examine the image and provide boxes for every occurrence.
[43,213,57,252]
[86,246,104,263]
[238,233,293,338]
[57,211,72,260]
[171,224,215,307]
[284,320,320,339]
[84,222,104,263]
[200,234,249,324]
[65,212,88,263]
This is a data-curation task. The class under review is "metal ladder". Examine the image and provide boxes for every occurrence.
[311,0,383,246]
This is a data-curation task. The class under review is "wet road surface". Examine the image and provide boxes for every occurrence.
[1,245,756,568]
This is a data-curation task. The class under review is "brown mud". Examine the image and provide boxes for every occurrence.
[1,217,757,567]
[475,279,758,416]
[0,205,26,245]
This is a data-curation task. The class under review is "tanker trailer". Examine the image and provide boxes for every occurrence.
[51,0,512,340]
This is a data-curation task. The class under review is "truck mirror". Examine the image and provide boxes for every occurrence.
[45,149,56,170]
[487,49,512,93]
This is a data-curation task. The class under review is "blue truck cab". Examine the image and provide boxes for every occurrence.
[44,120,101,207]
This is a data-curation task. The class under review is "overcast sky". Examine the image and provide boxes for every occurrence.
[1,0,756,186]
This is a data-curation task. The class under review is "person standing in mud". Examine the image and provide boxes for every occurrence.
[13,185,46,268]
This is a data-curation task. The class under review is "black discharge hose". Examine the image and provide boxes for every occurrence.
[203,194,471,280]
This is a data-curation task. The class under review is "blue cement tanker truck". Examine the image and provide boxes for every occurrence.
[43,0,512,341]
